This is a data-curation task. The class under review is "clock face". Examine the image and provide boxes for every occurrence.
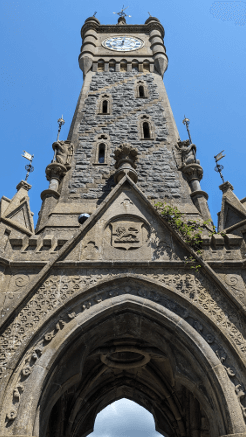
[102,36,144,52]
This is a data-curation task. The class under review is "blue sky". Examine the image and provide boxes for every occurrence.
[1,0,246,228]
[1,0,246,434]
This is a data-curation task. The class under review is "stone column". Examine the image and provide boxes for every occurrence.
[182,163,212,222]
[36,163,67,232]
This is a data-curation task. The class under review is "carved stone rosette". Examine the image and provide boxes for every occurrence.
[113,143,139,184]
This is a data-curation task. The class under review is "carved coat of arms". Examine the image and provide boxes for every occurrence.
[111,220,143,250]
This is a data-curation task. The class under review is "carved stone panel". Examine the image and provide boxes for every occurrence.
[111,218,146,250]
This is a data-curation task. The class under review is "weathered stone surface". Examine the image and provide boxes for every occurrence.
[0,13,246,437]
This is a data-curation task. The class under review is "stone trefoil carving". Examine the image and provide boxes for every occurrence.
[113,143,139,183]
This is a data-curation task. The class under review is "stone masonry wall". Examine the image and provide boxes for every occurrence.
[66,71,188,204]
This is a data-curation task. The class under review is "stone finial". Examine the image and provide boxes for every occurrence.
[16,180,32,192]
[219,181,234,194]
[113,143,139,184]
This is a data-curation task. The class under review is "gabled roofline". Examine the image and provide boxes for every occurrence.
[0,175,245,333]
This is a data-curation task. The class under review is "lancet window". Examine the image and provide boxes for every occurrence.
[98,143,105,163]
[136,80,148,99]
[93,134,110,165]
[97,93,111,115]
[139,115,154,140]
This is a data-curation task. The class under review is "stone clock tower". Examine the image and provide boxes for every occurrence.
[1,13,246,437]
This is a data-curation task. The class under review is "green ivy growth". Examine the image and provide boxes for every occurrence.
[154,202,212,270]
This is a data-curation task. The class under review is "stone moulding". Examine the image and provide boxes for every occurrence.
[1,272,246,392]
[0,176,246,336]
[2,292,246,435]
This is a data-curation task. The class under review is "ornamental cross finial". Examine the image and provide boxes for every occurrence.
[93,11,97,17]
[113,5,132,18]
[214,150,226,183]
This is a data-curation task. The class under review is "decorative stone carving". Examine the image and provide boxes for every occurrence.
[1,270,246,385]
[82,241,99,260]
[108,217,149,251]
[235,385,246,419]
[112,221,142,250]
[177,140,200,167]
[113,143,139,183]
[225,274,246,300]
[52,140,74,169]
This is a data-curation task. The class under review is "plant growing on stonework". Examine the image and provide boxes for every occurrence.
[154,202,217,272]
[155,202,209,253]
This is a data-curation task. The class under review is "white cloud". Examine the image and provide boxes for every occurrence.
[89,398,163,437]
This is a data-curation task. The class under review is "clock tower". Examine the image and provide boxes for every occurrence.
[2,13,246,437]
[36,13,211,233]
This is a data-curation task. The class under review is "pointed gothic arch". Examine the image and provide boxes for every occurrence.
[136,80,149,99]
[97,93,112,115]
[1,275,246,437]
[92,133,110,164]
[139,114,155,140]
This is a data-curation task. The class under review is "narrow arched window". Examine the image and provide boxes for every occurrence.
[102,100,108,114]
[139,85,145,98]
[120,61,127,72]
[109,61,115,72]
[132,62,138,72]
[143,122,150,139]
[98,61,104,72]
[98,144,105,163]
[143,61,150,72]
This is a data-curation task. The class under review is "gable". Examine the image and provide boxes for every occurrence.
[6,200,34,233]
[63,181,189,262]
[224,200,246,230]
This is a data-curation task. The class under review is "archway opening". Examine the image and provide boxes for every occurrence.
[40,304,214,437]
[89,398,163,437]
[31,283,238,437]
